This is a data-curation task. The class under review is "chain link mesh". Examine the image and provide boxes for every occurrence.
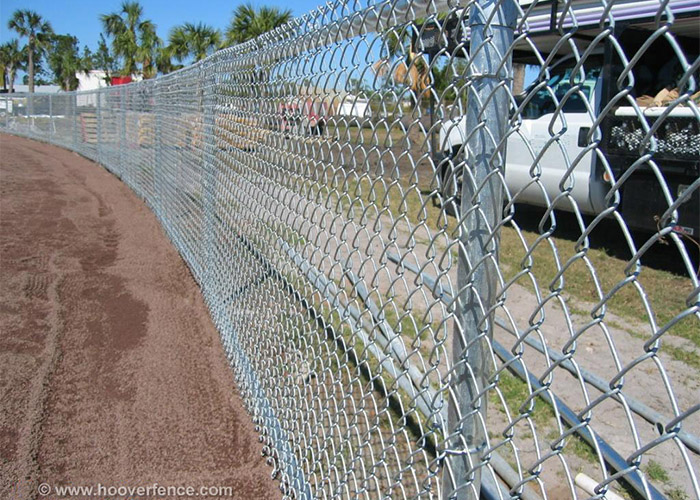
[2,0,698,498]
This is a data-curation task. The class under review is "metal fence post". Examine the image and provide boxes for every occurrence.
[96,91,102,163]
[26,94,31,135]
[443,0,516,499]
[72,93,78,150]
[201,61,216,297]
[49,94,53,140]
[154,81,163,219]
[120,86,127,183]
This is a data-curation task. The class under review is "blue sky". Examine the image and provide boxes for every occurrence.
[0,0,322,53]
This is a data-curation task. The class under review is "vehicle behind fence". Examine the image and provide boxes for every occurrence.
[1,0,698,498]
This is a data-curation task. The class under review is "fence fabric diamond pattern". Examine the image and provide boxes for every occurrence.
[2,0,699,498]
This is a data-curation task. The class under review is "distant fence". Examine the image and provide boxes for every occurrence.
[2,0,699,498]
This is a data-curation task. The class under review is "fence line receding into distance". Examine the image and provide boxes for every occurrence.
[2,0,699,498]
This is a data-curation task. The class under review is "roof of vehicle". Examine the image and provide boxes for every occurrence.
[417,0,698,63]
[511,0,699,62]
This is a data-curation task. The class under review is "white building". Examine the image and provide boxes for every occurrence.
[12,84,61,94]
[76,71,110,106]
[337,94,370,118]
[75,71,144,107]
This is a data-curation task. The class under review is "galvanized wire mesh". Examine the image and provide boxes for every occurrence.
[2,0,699,498]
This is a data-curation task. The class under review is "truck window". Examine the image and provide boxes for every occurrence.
[521,56,602,119]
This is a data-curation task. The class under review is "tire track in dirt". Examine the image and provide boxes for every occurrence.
[0,134,281,500]
[14,252,65,500]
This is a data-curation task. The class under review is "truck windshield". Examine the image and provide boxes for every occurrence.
[521,56,603,119]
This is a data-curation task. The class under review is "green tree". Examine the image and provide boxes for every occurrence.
[7,9,53,93]
[100,1,160,78]
[168,22,221,63]
[136,20,160,78]
[47,34,91,91]
[224,3,291,46]
[155,45,179,75]
[93,33,118,83]
[0,39,25,93]
[22,72,51,86]
[81,45,94,68]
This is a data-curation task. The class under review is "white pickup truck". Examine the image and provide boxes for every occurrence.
[438,26,699,237]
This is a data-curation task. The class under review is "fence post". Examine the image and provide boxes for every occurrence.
[443,0,516,499]
[26,94,31,135]
[154,80,163,219]
[201,61,216,296]
[120,86,127,183]
[72,93,78,150]
[48,94,53,140]
[4,95,8,129]
[96,91,102,163]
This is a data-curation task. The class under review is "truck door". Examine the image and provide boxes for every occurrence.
[506,55,603,215]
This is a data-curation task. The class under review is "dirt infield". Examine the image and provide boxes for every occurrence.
[0,134,281,500]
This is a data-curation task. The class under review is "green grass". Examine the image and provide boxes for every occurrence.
[568,434,599,464]
[284,308,437,497]
[273,220,307,251]
[490,370,601,465]
[341,167,698,358]
[513,227,689,356]
[498,226,699,352]
[326,123,408,148]
[666,487,689,500]
[342,174,457,238]
[491,371,555,427]
[381,306,433,352]
[662,345,700,370]
[645,460,670,483]
[320,162,699,369]
[344,169,698,355]
[322,310,442,448]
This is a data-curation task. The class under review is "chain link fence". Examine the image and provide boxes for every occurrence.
[2,0,699,498]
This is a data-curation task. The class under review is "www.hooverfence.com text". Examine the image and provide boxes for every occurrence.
[37,482,235,498]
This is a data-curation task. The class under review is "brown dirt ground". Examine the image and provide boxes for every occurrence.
[0,134,282,500]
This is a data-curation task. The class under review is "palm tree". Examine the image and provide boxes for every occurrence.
[373,28,432,95]
[137,21,160,78]
[0,49,5,91]
[169,22,221,63]
[155,45,180,75]
[101,1,160,78]
[224,3,291,46]
[0,44,10,91]
[0,39,25,93]
[7,10,53,93]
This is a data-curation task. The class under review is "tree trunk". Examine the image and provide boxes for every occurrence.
[8,68,15,94]
[143,58,153,79]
